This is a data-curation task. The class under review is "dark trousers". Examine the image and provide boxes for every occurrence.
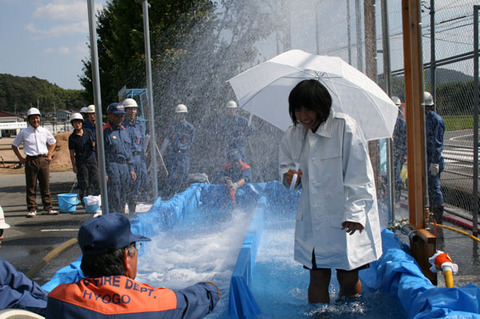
[77,161,99,201]
[164,152,190,196]
[107,162,130,214]
[127,155,150,212]
[25,156,52,212]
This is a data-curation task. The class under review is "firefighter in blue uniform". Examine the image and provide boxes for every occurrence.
[103,103,136,214]
[162,104,195,197]
[424,91,445,224]
[0,206,48,316]
[82,104,97,143]
[217,100,255,162]
[122,98,149,213]
[392,96,407,201]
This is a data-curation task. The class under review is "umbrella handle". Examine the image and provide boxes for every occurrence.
[289,163,300,190]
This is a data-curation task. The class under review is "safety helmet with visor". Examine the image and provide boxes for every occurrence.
[226,100,238,108]
[27,107,41,118]
[175,104,188,113]
[70,113,84,124]
[86,104,95,113]
[391,96,402,106]
[123,98,138,108]
[422,92,434,106]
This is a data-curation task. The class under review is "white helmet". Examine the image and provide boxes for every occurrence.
[27,107,41,118]
[70,113,84,123]
[80,107,88,113]
[226,100,237,108]
[175,104,188,113]
[123,98,138,108]
[86,104,95,113]
[391,96,402,106]
[422,92,434,106]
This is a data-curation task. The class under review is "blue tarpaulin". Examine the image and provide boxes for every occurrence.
[43,181,480,319]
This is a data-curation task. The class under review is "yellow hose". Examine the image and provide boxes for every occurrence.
[434,223,480,288]
[436,224,480,243]
[443,269,454,288]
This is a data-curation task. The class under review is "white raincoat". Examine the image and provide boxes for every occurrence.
[279,110,382,270]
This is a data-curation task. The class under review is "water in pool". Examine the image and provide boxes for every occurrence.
[136,206,253,317]
[135,202,406,318]
[250,209,406,318]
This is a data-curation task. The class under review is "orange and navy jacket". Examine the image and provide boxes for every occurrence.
[223,161,252,183]
[46,276,219,319]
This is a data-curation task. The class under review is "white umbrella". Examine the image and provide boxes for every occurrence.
[227,49,398,141]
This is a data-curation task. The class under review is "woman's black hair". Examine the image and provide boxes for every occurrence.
[288,79,332,127]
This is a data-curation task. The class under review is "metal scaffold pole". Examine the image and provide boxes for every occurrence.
[138,0,159,200]
[87,0,109,213]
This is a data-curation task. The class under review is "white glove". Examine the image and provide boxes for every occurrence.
[229,182,239,192]
[429,163,440,176]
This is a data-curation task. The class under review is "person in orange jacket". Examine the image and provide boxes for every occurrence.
[46,213,221,318]
[221,149,252,200]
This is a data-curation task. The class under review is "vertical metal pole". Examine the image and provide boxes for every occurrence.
[381,0,395,225]
[315,2,320,54]
[473,6,479,236]
[430,0,436,111]
[87,0,109,213]
[355,0,364,71]
[347,0,352,64]
[140,0,159,200]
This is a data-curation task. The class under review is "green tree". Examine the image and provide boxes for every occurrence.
[0,74,86,114]
[80,0,214,111]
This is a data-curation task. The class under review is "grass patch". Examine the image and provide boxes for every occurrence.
[443,115,479,131]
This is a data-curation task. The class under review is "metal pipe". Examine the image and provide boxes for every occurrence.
[430,0,436,109]
[87,0,109,213]
[399,221,421,243]
[138,0,159,200]
[473,5,479,237]
[355,0,364,72]
[381,0,395,225]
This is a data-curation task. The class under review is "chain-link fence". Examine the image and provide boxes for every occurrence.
[380,1,479,230]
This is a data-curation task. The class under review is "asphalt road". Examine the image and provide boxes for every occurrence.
[0,171,92,285]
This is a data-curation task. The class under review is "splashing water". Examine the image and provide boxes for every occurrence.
[136,207,253,316]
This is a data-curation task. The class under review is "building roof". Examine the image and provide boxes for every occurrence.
[0,110,17,118]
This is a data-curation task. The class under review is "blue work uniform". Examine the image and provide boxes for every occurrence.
[46,276,220,319]
[218,114,254,161]
[123,118,149,209]
[83,120,96,143]
[164,120,195,196]
[68,129,99,201]
[103,123,135,214]
[0,258,48,316]
[393,116,407,189]
[425,110,445,208]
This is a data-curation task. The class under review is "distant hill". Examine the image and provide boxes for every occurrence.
[0,74,87,114]
[425,68,473,85]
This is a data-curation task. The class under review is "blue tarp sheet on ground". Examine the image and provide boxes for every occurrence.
[43,181,480,319]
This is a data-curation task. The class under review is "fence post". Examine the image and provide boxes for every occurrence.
[472,6,479,237]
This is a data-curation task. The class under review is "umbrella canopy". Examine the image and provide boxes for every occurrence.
[227,49,398,140]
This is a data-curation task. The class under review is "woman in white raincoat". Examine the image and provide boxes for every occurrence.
[279,80,382,303]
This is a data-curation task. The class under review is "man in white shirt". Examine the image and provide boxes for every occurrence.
[12,108,59,218]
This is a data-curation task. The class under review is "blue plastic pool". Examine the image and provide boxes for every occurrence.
[43,182,480,319]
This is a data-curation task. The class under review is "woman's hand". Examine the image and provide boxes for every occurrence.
[341,221,364,235]
[286,168,302,186]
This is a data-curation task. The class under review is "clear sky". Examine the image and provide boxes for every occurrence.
[0,0,107,90]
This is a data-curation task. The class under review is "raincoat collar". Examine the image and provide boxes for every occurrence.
[314,109,335,138]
